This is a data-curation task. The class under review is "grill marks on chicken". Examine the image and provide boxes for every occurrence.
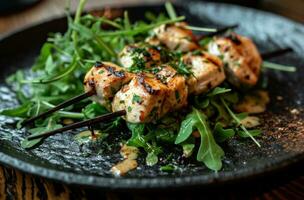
[182,51,225,94]
[112,73,168,123]
[84,62,134,109]
[207,33,262,88]
[153,65,188,114]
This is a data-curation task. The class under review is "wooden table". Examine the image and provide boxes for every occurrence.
[0,0,303,199]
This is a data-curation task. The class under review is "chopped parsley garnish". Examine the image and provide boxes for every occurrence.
[132,94,142,104]
[127,106,132,112]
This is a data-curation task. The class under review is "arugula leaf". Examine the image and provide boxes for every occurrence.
[237,129,261,138]
[194,96,209,109]
[175,111,197,144]
[176,108,224,171]
[155,127,176,143]
[194,110,224,171]
[82,102,108,119]
[28,57,79,84]
[126,123,147,148]
[210,99,230,124]
[21,135,43,149]
[22,118,63,149]
[127,123,163,165]
[234,112,248,121]
[32,43,53,71]
[213,122,235,143]
[220,97,261,147]
[222,92,239,104]
[146,151,158,166]
[207,87,231,97]
[160,164,176,172]
[0,102,32,118]
[182,143,195,158]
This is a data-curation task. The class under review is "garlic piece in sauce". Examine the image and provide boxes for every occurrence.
[111,145,139,176]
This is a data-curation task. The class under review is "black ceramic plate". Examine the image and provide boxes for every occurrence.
[0,2,303,190]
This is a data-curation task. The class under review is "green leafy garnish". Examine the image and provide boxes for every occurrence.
[22,117,62,149]
[0,102,33,118]
[176,108,224,171]
[132,94,142,104]
[160,164,176,172]
[82,102,108,119]
[199,37,213,47]
[220,97,261,147]
[213,122,235,143]
[165,2,177,20]
[262,61,296,72]
[207,87,231,97]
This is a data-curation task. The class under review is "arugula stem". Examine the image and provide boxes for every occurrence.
[165,2,216,33]
[262,61,296,72]
[35,100,41,116]
[72,0,87,45]
[98,17,123,29]
[97,16,185,37]
[41,101,84,119]
[94,36,117,57]
[26,58,78,84]
[185,26,217,32]
[124,11,134,43]
[165,1,177,19]
[49,44,72,58]
[220,97,261,147]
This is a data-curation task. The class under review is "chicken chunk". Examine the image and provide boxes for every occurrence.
[182,51,226,94]
[207,33,262,88]
[84,62,133,109]
[148,22,198,52]
[119,44,161,70]
[112,73,168,123]
[153,65,188,115]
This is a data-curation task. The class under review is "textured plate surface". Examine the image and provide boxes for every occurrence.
[0,2,303,189]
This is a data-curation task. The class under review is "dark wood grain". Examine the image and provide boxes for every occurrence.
[0,166,303,199]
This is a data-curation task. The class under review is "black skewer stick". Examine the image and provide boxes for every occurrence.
[196,24,239,40]
[21,90,96,126]
[27,110,126,141]
[261,47,293,59]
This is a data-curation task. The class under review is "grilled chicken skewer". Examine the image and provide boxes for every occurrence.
[86,52,225,122]
[24,23,293,140]
[70,24,287,123]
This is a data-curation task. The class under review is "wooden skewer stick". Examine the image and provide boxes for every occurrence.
[22,90,96,126]
[196,24,239,40]
[27,110,126,141]
[261,47,293,59]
